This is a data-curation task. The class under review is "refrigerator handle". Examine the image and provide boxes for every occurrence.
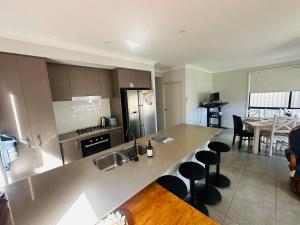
[139,105,145,136]
[138,91,145,136]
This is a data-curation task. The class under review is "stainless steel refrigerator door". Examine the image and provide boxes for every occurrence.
[139,90,156,136]
[126,90,141,138]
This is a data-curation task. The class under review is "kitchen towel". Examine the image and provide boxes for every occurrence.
[0,134,18,170]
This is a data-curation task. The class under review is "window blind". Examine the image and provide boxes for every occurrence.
[249,67,300,92]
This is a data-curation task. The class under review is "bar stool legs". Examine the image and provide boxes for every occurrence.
[179,161,209,216]
[207,142,231,188]
[196,164,222,205]
[195,150,222,205]
[208,152,231,188]
[187,179,209,216]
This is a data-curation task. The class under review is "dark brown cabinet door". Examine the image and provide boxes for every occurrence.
[68,66,87,97]
[61,140,82,164]
[117,68,136,88]
[47,63,71,101]
[110,128,124,147]
[116,68,152,89]
[84,67,101,96]
[17,56,62,171]
[100,69,113,98]
[0,53,38,183]
[136,70,152,88]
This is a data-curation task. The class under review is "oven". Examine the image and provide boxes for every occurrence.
[81,134,111,157]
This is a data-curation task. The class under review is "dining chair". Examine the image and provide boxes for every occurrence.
[284,126,300,193]
[261,115,297,156]
[232,115,254,149]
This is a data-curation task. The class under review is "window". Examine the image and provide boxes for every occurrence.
[249,92,289,108]
[291,91,300,108]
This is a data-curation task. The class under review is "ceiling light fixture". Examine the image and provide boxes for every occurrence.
[125,39,140,50]
[178,30,187,34]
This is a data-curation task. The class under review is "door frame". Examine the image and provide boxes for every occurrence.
[162,81,183,129]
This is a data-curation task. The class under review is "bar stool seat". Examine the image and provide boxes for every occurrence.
[195,150,222,205]
[156,175,188,199]
[207,142,231,188]
[179,161,209,216]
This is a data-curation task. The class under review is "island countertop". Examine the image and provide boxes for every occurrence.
[2,124,221,225]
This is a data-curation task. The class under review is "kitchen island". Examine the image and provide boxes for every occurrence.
[2,124,221,225]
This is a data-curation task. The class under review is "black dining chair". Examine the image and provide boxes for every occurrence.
[232,115,254,149]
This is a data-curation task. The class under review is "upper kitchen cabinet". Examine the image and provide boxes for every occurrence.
[115,68,152,89]
[84,67,101,96]
[99,69,113,99]
[47,63,71,101]
[68,65,87,97]
[47,63,114,100]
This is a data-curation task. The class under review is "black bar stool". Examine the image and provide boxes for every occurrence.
[207,142,231,188]
[179,161,208,216]
[195,150,222,205]
[156,175,188,199]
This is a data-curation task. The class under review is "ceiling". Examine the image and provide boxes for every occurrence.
[0,0,300,73]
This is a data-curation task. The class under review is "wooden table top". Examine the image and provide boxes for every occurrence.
[243,117,273,128]
[118,183,219,225]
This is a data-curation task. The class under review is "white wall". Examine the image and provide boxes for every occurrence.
[212,60,300,128]
[212,70,249,128]
[185,67,212,125]
[160,66,213,127]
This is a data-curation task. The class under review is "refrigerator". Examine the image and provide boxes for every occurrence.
[121,90,156,141]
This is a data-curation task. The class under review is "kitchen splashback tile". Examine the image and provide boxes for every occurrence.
[53,97,111,134]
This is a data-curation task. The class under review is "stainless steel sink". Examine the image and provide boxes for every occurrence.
[93,152,130,171]
[93,144,147,171]
[119,144,147,156]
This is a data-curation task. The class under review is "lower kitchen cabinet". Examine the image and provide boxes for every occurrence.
[60,128,124,164]
[60,140,82,164]
[110,128,124,147]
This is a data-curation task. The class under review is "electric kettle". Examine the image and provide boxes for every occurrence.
[100,117,107,127]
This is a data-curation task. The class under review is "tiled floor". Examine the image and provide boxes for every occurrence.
[205,129,300,225]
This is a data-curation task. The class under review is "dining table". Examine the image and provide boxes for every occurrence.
[242,117,274,154]
[242,117,300,154]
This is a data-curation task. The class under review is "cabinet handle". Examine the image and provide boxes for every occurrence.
[37,134,42,146]
[26,137,31,149]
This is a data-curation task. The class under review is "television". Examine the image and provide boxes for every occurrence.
[210,92,220,102]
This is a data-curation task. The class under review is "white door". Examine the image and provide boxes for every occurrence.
[163,81,183,128]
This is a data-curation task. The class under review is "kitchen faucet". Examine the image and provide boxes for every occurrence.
[125,129,139,161]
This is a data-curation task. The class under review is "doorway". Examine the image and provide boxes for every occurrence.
[155,77,164,131]
[163,81,183,128]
